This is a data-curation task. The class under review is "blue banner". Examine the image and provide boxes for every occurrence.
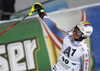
[84,5,100,71]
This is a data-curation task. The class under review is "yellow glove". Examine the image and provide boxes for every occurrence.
[28,3,43,16]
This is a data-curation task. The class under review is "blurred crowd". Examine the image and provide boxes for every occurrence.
[0,0,15,20]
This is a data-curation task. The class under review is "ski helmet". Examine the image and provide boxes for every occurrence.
[76,21,93,38]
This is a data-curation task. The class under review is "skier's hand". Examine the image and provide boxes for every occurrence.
[28,3,42,16]
[34,3,47,18]
[34,3,43,10]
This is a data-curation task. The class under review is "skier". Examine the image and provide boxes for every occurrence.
[33,3,93,71]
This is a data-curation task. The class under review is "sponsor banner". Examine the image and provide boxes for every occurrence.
[0,18,51,71]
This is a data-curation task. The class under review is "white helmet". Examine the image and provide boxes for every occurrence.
[76,21,93,38]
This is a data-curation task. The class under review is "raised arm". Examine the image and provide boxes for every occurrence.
[33,3,68,39]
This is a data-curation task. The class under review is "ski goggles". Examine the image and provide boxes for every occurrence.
[74,26,83,37]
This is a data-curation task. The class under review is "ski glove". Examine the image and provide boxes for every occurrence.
[34,3,47,19]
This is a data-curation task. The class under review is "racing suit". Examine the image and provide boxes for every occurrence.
[42,16,90,71]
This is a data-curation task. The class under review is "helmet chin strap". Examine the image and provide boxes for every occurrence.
[74,37,87,41]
